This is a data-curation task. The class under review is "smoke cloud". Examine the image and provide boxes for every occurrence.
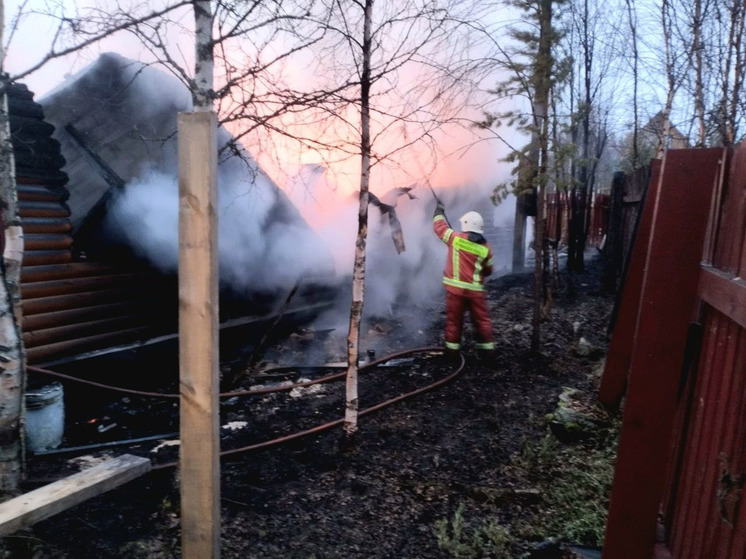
[287,165,517,340]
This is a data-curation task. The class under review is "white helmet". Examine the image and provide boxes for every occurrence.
[459,211,484,234]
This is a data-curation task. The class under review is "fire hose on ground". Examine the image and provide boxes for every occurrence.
[27,347,466,469]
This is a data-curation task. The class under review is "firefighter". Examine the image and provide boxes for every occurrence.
[433,201,495,360]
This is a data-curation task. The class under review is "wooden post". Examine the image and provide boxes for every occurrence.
[602,148,724,559]
[178,111,219,559]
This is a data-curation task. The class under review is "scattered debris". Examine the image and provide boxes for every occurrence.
[150,440,180,454]
[222,421,248,432]
[289,381,326,399]
[67,454,113,469]
[547,387,612,443]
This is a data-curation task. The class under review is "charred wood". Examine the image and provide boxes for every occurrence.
[18,185,69,202]
[15,166,69,186]
[24,234,73,252]
[22,287,167,316]
[23,302,146,331]
[24,250,72,266]
[21,263,131,283]
[25,326,160,364]
[20,218,72,235]
[19,200,71,218]
[23,315,156,348]
[21,273,153,299]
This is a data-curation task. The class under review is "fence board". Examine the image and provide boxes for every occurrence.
[601,148,723,559]
[598,162,661,408]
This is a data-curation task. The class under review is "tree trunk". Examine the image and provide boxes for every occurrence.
[344,0,373,436]
[531,0,553,354]
[728,0,745,144]
[0,0,26,495]
[625,0,640,168]
[193,0,214,112]
[512,195,527,272]
[693,0,706,146]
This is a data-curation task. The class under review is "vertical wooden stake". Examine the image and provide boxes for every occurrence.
[178,111,220,559]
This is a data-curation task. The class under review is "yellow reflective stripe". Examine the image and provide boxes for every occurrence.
[486,257,494,267]
[452,236,489,258]
[452,241,459,279]
[473,259,483,284]
[443,277,484,291]
[445,342,461,350]
[451,236,489,285]
[476,342,495,350]
[434,216,454,244]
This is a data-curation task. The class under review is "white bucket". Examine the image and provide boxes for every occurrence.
[25,382,64,453]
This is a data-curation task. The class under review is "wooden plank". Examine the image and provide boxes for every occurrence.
[178,111,220,559]
[602,148,724,559]
[599,161,662,408]
[714,145,746,272]
[0,454,150,537]
[699,265,746,329]
[669,311,720,555]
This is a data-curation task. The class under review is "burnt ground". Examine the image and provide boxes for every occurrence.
[7,254,618,559]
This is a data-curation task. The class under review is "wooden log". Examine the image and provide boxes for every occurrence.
[7,96,45,119]
[21,262,128,283]
[17,185,69,202]
[0,454,151,538]
[25,326,158,364]
[23,314,147,348]
[7,83,34,100]
[11,136,62,158]
[20,218,72,235]
[22,301,145,331]
[18,200,70,219]
[9,115,55,139]
[15,166,68,187]
[21,272,152,299]
[12,149,66,172]
[24,234,73,252]
[178,111,220,559]
[21,287,151,315]
[23,250,72,266]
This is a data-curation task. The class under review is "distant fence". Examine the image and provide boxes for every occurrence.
[544,190,609,249]
[599,145,746,559]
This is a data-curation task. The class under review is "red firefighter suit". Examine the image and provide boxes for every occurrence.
[433,209,495,352]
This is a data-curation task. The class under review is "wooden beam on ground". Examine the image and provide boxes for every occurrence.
[0,454,150,537]
[602,148,725,559]
[177,111,220,559]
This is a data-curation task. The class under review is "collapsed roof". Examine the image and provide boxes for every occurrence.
[40,52,334,293]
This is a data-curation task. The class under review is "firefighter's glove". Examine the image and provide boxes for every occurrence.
[434,201,446,217]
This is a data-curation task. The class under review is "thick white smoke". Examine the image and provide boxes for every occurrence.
[287,165,517,338]
[41,53,334,295]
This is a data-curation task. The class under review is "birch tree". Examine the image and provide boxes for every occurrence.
[0,0,25,494]
[283,0,489,434]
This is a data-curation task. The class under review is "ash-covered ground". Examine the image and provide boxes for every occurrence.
[10,254,617,559]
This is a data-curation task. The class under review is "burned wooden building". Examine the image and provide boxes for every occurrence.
[12,53,335,366]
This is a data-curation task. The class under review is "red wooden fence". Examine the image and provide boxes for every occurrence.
[544,191,608,249]
[658,144,746,559]
[597,144,746,558]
